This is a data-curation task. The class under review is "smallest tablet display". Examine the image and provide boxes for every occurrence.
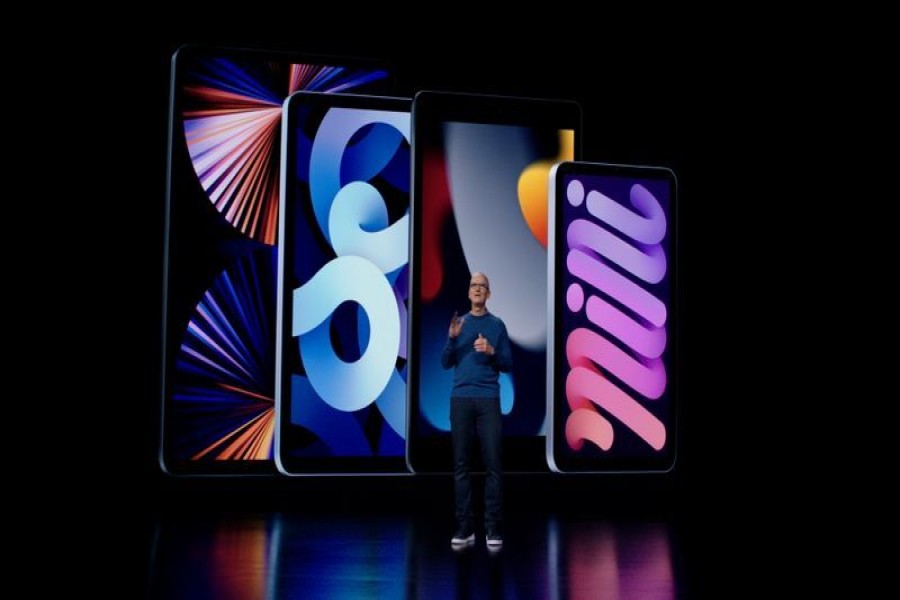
[276,92,411,475]
[547,162,677,473]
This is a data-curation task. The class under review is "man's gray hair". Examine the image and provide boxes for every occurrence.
[470,271,490,290]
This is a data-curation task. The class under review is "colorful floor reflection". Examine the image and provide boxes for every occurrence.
[148,512,680,599]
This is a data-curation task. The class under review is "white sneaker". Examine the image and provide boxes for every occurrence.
[451,527,475,546]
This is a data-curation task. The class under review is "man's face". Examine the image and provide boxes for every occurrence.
[468,274,490,305]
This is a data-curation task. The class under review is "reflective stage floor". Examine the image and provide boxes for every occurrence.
[146,511,687,599]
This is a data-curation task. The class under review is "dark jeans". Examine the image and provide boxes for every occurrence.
[450,397,503,530]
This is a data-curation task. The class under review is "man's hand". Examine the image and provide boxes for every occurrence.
[474,333,494,355]
[449,312,464,339]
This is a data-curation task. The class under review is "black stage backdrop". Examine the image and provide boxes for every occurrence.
[70,21,766,595]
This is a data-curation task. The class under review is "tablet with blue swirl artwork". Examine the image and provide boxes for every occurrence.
[276,92,410,474]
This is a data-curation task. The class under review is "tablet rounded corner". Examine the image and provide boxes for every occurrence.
[170,43,195,64]
[158,449,177,477]
[274,450,294,477]
[545,442,563,474]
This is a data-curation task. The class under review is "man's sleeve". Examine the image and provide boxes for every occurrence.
[441,336,457,369]
[493,322,513,372]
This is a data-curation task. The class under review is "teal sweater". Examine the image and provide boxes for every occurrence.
[441,312,513,398]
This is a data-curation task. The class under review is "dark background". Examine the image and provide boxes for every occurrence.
[72,22,761,593]
[132,28,727,493]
